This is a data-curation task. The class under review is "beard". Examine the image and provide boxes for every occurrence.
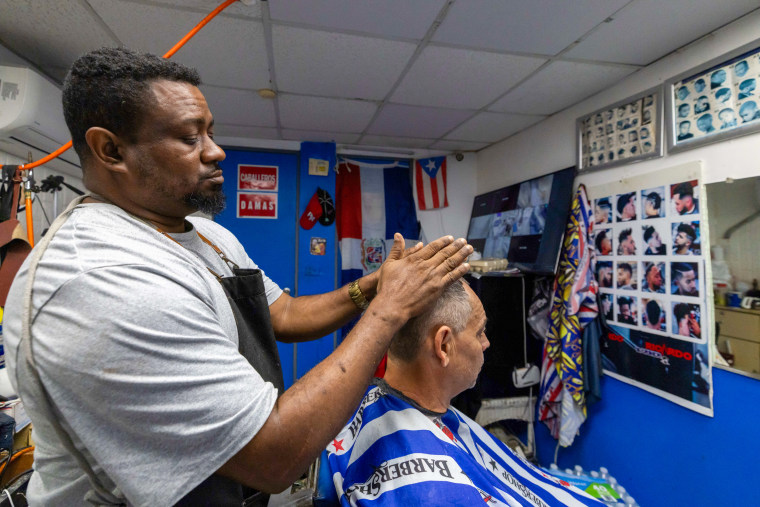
[184,185,226,215]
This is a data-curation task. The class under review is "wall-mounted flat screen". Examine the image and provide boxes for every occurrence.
[466,166,576,275]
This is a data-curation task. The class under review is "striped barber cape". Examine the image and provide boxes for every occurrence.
[325,379,603,506]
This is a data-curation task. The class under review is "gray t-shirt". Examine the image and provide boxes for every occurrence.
[4,203,282,506]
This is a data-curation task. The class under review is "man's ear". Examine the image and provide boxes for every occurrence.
[84,127,128,173]
[434,325,454,368]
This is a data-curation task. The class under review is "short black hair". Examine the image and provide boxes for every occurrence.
[645,300,661,323]
[595,230,608,251]
[617,296,632,307]
[617,193,634,215]
[677,223,696,242]
[673,303,691,322]
[645,262,658,276]
[646,192,661,210]
[618,262,632,276]
[618,228,632,244]
[62,47,201,164]
[672,262,695,281]
[673,182,694,199]
[643,225,655,243]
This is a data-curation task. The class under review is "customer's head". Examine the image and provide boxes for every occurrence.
[389,281,489,396]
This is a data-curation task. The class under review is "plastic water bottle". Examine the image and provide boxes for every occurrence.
[624,495,639,507]
[565,468,573,474]
[616,485,627,497]
[574,465,583,476]
[599,466,609,479]
[549,463,559,471]
[590,470,600,479]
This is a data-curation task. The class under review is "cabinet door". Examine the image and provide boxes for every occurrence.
[716,309,760,343]
[719,336,760,373]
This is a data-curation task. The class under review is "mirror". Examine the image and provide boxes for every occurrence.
[705,176,760,379]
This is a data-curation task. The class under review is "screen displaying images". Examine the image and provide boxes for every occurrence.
[467,167,575,274]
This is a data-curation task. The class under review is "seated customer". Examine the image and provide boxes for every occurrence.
[325,281,602,506]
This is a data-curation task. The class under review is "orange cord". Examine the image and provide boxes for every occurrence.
[0,0,240,245]
[25,195,34,247]
[163,0,238,59]
[0,0,239,173]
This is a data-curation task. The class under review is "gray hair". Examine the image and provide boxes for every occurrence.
[388,280,472,362]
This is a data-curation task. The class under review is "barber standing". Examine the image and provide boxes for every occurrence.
[2,47,471,506]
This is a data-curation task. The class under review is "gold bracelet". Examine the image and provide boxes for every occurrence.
[348,280,370,310]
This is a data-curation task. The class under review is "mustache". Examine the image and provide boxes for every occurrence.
[203,163,224,179]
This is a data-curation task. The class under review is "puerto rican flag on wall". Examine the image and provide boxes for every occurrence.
[415,156,449,210]
[336,158,418,287]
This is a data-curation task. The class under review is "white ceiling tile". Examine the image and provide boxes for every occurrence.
[42,66,70,83]
[269,0,446,40]
[391,46,546,109]
[279,95,378,132]
[200,85,276,127]
[272,26,417,100]
[367,104,474,138]
[215,124,280,140]
[282,130,360,144]
[489,61,637,115]
[0,44,34,67]
[446,112,545,143]
[359,136,435,150]
[430,140,490,152]
[133,0,262,18]
[565,0,760,65]
[0,0,118,74]
[90,0,270,89]
[433,0,629,55]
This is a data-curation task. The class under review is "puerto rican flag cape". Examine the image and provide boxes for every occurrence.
[325,379,604,506]
[336,158,418,285]
[538,185,598,447]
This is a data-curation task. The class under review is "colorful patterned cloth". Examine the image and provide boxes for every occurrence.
[326,379,603,506]
[538,185,598,447]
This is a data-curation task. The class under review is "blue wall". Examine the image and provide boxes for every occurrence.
[536,368,760,506]
[295,142,338,378]
[215,149,300,388]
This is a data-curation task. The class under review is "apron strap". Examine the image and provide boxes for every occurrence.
[18,195,127,505]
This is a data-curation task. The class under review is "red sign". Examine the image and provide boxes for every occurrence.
[237,192,278,219]
[238,165,278,191]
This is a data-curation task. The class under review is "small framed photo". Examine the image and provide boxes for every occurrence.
[577,86,664,172]
[666,39,760,153]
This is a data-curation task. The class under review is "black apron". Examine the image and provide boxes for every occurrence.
[175,268,285,507]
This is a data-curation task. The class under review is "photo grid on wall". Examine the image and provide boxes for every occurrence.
[580,92,657,169]
[591,162,712,416]
[672,47,760,145]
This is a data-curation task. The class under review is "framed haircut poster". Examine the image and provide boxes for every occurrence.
[577,86,663,172]
[667,39,760,153]
[590,161,713,416]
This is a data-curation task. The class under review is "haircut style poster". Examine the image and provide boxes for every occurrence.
[590,161,713,416]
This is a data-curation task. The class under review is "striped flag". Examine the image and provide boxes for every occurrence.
[326,380,604,506]
[336,158,418,286]
[415,156,449,210]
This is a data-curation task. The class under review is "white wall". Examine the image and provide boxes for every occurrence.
[477,10,760,193]
[414,154,477,242]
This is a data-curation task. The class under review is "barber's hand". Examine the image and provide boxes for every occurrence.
[373,233,471,321]
[359,236,424,299]
[688,314,701,337]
